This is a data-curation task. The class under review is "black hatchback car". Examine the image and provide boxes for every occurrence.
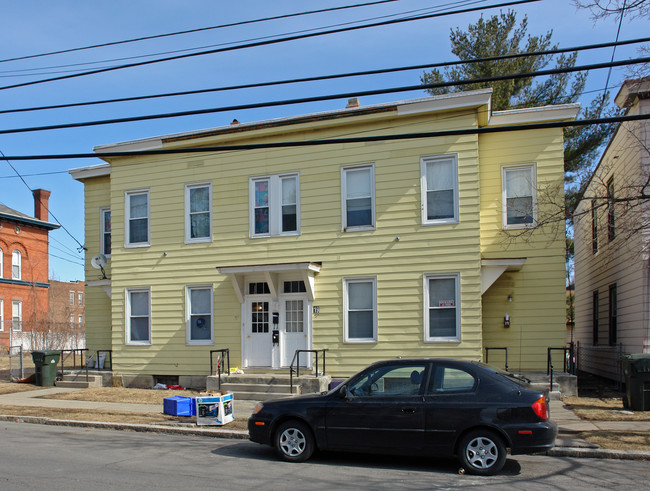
[248,359,556,475]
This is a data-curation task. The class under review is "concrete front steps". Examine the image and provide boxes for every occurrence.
[518,371,577,399]
[207,372,331,400]
[55,370,108,389]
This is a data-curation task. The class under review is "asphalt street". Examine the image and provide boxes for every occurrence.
[1,421,648,490]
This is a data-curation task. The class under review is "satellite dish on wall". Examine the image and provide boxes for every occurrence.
[91,254,108,279]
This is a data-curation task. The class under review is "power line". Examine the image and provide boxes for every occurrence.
[2,35,648,116]
[0,149,85,249]
[0,170,68,178]
[0,0,400,65]
[1,55,648,136]
[4,113,649,161]
[0,0,539,91]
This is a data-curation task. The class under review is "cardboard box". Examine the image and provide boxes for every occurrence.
[196,393,234,425]
[163,396,193,417]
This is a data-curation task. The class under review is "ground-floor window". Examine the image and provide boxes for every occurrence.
[343,277,377,343]
[608,284,617,346]
[12,301,22,331]
[186,285,213,344]
[424,273,460,342]
[126,288,151,345]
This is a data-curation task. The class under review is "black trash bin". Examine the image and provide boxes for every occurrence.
[31,350,61,386]
[621,354,650,411]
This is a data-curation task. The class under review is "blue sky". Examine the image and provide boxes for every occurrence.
[0,0,647,281]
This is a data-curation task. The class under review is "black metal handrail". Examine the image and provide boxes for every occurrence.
[210,349,230,390]
[485,347,508,371]
[289,349,328,394]
[547,346,574,376]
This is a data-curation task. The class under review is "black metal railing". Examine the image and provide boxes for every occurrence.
[547,345,576,393]
[57,348,88,381]
[289,349,328,394]
[210,349,231,390]
[485,347,508,371]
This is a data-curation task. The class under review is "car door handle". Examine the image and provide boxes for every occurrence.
[401,407,416,414]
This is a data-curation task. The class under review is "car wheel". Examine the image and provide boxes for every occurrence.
[274,420,314,462]
[458,430,506,476]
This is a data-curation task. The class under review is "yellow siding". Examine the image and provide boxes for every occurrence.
[82,176,112,353]
[479,129,567,370]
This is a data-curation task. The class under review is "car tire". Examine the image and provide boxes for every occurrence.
[458,430,506,476]
[274,420,315,463]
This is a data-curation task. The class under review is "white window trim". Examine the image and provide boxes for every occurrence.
[186,285,214,345]
[12,250,21,280]
[78,314,83,327]
[424,273,461,343]
[125,190,150,248]
[501,163,537,230]
[78,292,83,305]
[249,173,300,238]
[100,207,111,257]
[125,288,151,345]
[185,182,213,244]
[69,291,75,306]
[341,164,376,232]
[0,299,4,331]
[420,154,459,225]
[343,276,377,344]
[12,300,22,331]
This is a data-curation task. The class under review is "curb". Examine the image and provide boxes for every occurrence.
[0,414,248,440]
[2,414,649,461]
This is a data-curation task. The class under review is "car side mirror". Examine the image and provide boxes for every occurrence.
[339,385,349,399]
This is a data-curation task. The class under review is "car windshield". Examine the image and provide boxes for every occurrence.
[475,362,531,387]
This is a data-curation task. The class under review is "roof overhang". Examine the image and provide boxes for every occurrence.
[217,262,321,303]
[488,104,580,127]
[69,163,111,181]
[481,258,526,295]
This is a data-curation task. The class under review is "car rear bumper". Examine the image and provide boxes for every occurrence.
[506,420,558,455]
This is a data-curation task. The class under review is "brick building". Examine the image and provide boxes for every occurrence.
[0,190,60,349]
[48,279,85,335]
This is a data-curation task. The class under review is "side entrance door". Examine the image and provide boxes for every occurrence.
[280,296,310,368]
[244,297,272,367]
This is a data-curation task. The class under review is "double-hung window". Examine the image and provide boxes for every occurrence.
[125,190,149,247]
[502,164,536,228]
[12,301,22,331]
[78,292,83,305]
[12,250,21,280]
[592,291,599,345]
[250,174,299,237]
[0,249,3,278]
[607,177,615,242]
[186,285,213,344]
[609,284,617,346]
[0,299,3,331]
[343,277,377,343]
[100,207,111,256]
[421,154,459,224]
[185,183,212,243]
[69,291,75,306]
[126,288,151,344]
[424,274,460,342]
[342,164,375,231]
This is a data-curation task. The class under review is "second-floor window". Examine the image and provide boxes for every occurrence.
[342,164,375,231]
[185,183,212,243]
[502,164,536,228]
[100,207,111,256]
[250,174,299,237]
[607,177,615,242]
[126,190,149,246]
[78,292,83,305]
[12,250,21,280]
[591,201,598,254]
[70,291,75,305]
[421,155,459,225]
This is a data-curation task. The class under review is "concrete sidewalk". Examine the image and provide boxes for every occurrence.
[0,387,648,460]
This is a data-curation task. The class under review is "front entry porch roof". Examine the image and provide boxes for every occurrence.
[217,262,322,303]
[481,258,526,295]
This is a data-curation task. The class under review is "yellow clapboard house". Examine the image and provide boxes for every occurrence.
[70,89,576,386]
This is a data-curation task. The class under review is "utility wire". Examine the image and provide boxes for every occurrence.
[4,113,649,161]
[0,149,85,249]
[2,35,648,116]
[1,55,648,136]
[604,0,627,94]
[0,0,539,91]
[0,0,399,64]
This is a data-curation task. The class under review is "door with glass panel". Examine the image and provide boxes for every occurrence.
[281,296,309,368]
[245,297,272,367]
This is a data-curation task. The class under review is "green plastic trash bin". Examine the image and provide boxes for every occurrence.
[31,350,61,387]
[621,354,650,411]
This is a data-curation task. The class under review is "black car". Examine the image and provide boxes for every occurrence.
[248,358,556,475]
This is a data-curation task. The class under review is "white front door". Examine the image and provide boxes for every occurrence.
[281,296,310,368]
[245,297,272,367]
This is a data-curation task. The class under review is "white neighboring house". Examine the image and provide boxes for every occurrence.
[573,77,650,381]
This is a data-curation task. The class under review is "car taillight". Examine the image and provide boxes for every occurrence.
[531,396,549,419]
